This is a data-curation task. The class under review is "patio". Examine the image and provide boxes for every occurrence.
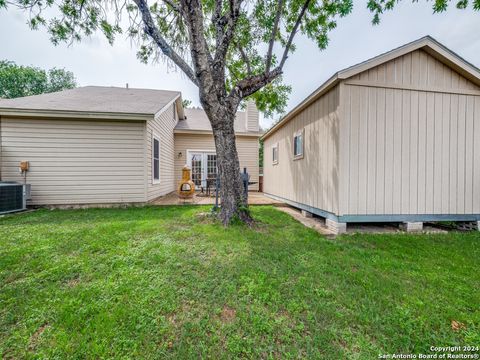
[151,191,284,206]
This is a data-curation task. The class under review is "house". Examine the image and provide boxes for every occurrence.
[0,86,261,206]
[261,36,480,234]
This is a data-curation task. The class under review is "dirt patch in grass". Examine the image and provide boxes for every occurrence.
[28,323,49,351]
[64,277,81,288]
[220,305,236,323]
[196,212,218,224]
[451,320,466,331]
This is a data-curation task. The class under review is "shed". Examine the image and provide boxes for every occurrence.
[261,36,480,233]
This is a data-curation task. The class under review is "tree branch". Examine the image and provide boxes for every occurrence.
[161,0,181,13]
[228,0,310,104]
[214,0,241,63]
[229,67,282,104]
[133,0,198,86]
[236,42,252,75]
[278,0,311,69]
[213,0,224,43]
[265,0,284,73]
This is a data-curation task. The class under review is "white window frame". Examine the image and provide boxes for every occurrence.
[293,129,304,160]
[152,132,161,184]
[186,149,217,188]
[272,143,279,165]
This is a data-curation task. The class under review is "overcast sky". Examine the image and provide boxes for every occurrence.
[1,1,479,128]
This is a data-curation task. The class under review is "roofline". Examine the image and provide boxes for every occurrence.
[153,93,185,120]
[0,108,153,121]
[261,35,480,141]
[174,129,262,137]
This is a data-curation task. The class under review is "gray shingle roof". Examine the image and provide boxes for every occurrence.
[0,86,180,115]
[175,108,247,132]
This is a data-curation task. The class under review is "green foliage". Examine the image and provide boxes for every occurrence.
[1,0,353,115]
[367,0,479,24]
[3,0,476,115]
[181,98,192,108]
[0,206,479,357]
[0,60,77,99]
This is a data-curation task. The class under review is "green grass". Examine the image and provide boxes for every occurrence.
[0,206,479,359]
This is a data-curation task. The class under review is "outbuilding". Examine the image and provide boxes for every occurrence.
[261,36,480,233]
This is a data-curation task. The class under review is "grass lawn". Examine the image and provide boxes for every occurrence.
[0,206,479,359]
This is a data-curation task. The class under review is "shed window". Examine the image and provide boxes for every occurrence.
[293,130,304,159]
[272,144,279,164]
[153,135,160,182]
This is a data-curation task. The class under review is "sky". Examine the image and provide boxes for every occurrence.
[1,1,479,128]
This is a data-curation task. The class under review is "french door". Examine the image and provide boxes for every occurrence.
[188,151,217,188]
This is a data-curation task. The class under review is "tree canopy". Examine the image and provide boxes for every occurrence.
[0,60,77,99]
[0,0,476,115]
[0,0,355,116]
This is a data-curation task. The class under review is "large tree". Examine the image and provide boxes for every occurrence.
[0,0,475,223]
[0,61,76,99]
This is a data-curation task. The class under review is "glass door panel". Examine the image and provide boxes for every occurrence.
[190,153,203,187]
[189,151,217,190]
[207,154,217,181]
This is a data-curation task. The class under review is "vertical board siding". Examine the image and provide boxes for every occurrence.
[341,84,480,215]
[173,134,259,191]
[146,104,177,201]
[0,117,146,205]
[351,49,480,91]
[263,85,340,214]
[474,97,480,213]
[339,48,480,216]
[0,118,2,180]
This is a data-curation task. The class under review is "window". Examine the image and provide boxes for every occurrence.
[272,144,278,164]
[153,135,160,183]
[293,130,304,159]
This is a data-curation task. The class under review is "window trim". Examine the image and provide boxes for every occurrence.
[293,129,304,160]
[272,143,279,165]
[152,132,161,184]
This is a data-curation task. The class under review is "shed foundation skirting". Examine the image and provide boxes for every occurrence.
[326,219,347,234]
[301,209,313,218]
[263,193,480,224]
[400,222,424,232]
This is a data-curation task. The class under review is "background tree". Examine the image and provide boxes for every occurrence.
[1,0,476,223]
[0,60,77,99]
[181,98,193,108]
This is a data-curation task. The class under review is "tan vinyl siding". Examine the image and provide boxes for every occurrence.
[245,101,260,132]
[146,104,177,201]
[263,85,340,214]
[339,48,480,215]
[0,117,146,205]
[174,133,259,191]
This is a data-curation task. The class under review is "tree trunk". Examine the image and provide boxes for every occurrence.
[210,110,252,225]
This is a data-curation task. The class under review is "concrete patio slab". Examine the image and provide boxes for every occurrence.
[150,192,284,206]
